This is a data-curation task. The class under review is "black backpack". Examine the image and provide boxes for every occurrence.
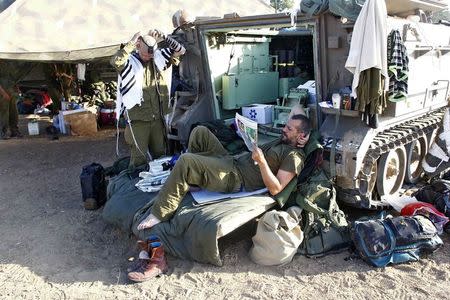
[413,179,450,218]
[80,163,107,210]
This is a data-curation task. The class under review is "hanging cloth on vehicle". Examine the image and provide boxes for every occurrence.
[355,68,387,127]
[387,29,409,102]
[345,0,388,99]
[345,0,388,126]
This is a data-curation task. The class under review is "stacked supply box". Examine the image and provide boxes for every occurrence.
[242,104,273,124]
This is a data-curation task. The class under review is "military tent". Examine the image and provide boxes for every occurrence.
[0,0,274,62]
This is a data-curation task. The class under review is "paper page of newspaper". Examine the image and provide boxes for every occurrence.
[235,113,258,151]
[191,187,268,206]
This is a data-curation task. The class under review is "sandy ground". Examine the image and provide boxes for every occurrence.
[0,130,449,300]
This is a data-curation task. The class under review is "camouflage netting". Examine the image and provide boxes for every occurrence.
[80,81,117,107]
[300,0,365,21]
[329,0,365,21]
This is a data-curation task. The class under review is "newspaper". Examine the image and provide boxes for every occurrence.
[135,157,172,193]
[235,113,258,151]
[191,187,268,206]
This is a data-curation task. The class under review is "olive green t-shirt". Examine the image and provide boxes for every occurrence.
[235,141,305,191]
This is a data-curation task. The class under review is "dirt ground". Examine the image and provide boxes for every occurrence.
[0,130,449,300]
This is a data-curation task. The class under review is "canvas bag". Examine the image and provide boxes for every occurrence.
[250,206,304,266]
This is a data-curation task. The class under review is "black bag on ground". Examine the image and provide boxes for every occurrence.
[80,163,107,210]
[413,179,450,218]
[351,215,443,267]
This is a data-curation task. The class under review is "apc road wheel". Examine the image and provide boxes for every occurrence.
[376,146,407,197]
[404,136,428,184]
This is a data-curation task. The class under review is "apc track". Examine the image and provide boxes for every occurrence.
[338,108,446,210]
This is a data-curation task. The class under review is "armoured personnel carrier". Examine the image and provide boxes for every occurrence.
[167,0,450,209]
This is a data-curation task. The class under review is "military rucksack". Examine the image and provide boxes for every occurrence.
[295,169,351,257]
[275,168,351,257]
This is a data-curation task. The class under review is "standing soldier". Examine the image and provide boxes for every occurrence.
[0,79,22,139]
[111,29,185,169]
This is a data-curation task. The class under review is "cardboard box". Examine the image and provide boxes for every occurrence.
[57,109,97,135]
[57,109,86,134]
[242,104,273,124]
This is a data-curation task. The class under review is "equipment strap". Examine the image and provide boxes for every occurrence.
[330,110,340,181]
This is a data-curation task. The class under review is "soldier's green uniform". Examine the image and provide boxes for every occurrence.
[111,42,170,168]
[0,81,19,139]
[150,126,305,221]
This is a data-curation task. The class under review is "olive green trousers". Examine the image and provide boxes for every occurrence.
[151,126,242,221]
[124,119,167,168]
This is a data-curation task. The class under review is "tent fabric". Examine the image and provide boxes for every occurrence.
[0,0,274,61]
[102,169,276,266]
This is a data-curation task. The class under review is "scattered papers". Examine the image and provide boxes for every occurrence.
[319,101,333,108]
[235,113,258,151]
[149,157,172,174]
[191,188,268,206]
[135,156,172,193]
[135,173,168,192]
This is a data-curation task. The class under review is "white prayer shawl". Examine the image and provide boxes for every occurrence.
[345,0,388,98]
[115,54,144,120]
[116,47,178,120]
[154,47,176,72]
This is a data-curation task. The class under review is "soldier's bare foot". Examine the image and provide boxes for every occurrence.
[137,213,161,230]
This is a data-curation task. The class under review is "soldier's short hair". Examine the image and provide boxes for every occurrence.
[291,114,311,135]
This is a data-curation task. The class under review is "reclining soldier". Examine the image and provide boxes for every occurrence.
[137,114,312,230]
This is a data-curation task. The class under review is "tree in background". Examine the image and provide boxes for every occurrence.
[270,0,295,12]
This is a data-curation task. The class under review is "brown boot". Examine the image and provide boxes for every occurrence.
[128,241,168,282]
[127,236,161,272]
